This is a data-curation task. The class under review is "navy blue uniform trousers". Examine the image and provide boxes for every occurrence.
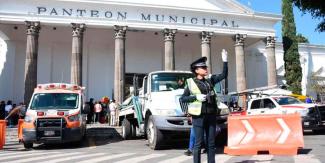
[192,114,216,163]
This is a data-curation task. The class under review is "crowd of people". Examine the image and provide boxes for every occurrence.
[86,97,118,126]
[0,100,26,127]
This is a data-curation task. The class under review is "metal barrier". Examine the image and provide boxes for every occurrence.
[0,120,6,150]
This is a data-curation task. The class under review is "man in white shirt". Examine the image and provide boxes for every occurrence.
[109,100,117,126]
[5,100,13,126]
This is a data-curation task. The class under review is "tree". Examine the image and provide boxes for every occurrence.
[292,0,325,32]
[282,0,302,94]
[296,33,309,43]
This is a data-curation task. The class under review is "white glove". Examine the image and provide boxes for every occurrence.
[221,49,228,62]
[196,94,207,102]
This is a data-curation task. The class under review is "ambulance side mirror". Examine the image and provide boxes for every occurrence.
[82,103,90,114]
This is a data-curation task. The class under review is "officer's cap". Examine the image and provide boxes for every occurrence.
[190,57,207,72]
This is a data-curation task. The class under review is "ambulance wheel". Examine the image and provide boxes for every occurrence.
[23,142,33,149]
[122,119,132,140]
[147,116,163,150]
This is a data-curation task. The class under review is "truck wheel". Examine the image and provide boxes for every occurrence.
[131,122,137,138]
[146,116,163,150]
[122,119,132,140]
[23,142,33,149]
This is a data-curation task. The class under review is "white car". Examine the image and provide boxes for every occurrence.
[246,96,325,131]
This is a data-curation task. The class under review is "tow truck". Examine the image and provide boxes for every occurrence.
[22,83,89,149]
[119,71,229,149]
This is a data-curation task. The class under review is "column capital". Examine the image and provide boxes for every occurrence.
[71,23,86,37]
[25,21,41,36]
[264,36,276,48]
[233,34,246,46]
[114,25,127,39]
[201,31,214,44]
[163,28,177,42]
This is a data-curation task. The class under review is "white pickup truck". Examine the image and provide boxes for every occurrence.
[119,71,229,149]
[246,95,325,132]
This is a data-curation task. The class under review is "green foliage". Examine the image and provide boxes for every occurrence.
[282,0,302,94]
[292,0,325,32]
[296,33,309,43]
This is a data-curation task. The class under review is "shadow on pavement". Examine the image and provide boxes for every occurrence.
[298,148,312,154]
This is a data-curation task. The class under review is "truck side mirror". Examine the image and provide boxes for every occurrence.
[82,103,90,114]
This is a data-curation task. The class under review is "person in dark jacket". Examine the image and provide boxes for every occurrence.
[0,101,5,119]
[87,98,94,124]
[181,49,228,163]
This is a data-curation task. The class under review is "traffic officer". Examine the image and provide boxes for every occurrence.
[181,49,228,163]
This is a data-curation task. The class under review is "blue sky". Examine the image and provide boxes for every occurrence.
[237,0,325,45]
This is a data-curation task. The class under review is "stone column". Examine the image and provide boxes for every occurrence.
[114,25,127,104]
[163,28,177,71]
[71,23,86,86]
[265,36,277,87]
[24,21,41,105]
[201,31,213,73]
[234,34,247,92]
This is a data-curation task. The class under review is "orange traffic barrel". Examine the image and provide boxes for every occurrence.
[18,119,24,141]
[0,120,6,150]
[224,113,304,155]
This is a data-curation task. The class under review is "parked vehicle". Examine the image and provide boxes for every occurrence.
[227,87,325,132]
[119,71,228,149]
[22,83,89,149]
[246,96,325,131]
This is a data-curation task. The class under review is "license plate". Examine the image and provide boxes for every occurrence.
[44,131,55,136]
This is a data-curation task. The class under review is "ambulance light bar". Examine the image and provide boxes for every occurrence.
[36,83,82,90]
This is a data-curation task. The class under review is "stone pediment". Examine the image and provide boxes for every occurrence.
[0,0,281,37]
[75,0,253,14]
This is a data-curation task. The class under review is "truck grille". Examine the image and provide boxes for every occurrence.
[318,106,325,121]
[179,98,188,114]
[37,118,65,128]
[36,118,65,139]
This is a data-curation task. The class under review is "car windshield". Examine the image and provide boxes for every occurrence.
[274,97,303,105]
[30,93,79,110]
[151,73,193,92]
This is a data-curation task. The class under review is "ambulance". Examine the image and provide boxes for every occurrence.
[22,83,89,148]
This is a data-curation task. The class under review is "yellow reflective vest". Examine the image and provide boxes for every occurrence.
[186,78,202,116]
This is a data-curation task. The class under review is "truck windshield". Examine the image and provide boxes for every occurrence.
[274,97,303,105]
[30,93,79,110]
[151,73,193,92]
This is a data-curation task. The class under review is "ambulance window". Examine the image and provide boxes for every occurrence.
[31,93,79,110]
[251,100,262,109]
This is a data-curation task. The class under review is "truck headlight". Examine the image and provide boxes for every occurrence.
[297,109,308,117]
[156,110,177,116]
[68,114,80,122]
[24,115,33,123]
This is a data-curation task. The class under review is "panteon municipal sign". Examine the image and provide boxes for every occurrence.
[36,6,240,28]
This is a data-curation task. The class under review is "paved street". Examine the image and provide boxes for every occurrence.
[1,131,325,163]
